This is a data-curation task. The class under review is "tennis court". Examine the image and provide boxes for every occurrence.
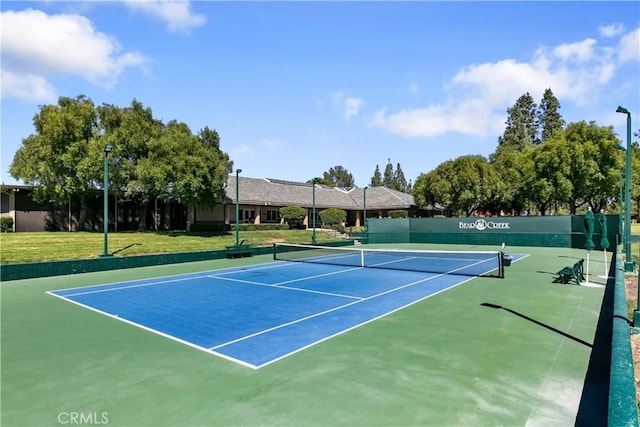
[2,243,610,426]
[48,245,520,368]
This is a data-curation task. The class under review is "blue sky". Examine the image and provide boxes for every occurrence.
[1,1,639,188]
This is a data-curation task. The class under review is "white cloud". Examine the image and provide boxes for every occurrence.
[599,23,625,38]
[122,1,206,33]
[1,70,56,103]
[371,28,639,138]
[618,27,640,64]
[344,97,364,122]
[552,39,597,62]
[329,91,364,122]
[409,83,420,94]
[0,9,147,101]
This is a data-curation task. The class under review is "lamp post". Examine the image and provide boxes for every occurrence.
[311,178,317,245]
[101,144,113,257]
[363,186,367,229]
[235,168,242,248]
[616,106,634,272]
[619,170,624,242]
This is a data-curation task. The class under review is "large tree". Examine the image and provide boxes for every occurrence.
[370,165,383,187]
[322,165,355,188]
[11,95,232,231]
[562,121,621,213]
[413,155,499,216]
[383,159,395,188]
[536,88,565,143]
[393,163,409,193]
[498,92,538,149]
[10,95,100,229]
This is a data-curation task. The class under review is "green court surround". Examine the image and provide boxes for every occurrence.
[1,243,618,426]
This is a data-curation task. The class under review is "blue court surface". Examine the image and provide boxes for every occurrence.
[48,252,525,369]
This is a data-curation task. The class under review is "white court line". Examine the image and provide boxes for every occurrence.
[46,290,259,369]
[48,259,297,294]
[272,265,363,286]
[210,256,502,356]
[48,260,318,296]
[206,275,363,300]
[209,270,445,351]
[48,253,523,369]
[52,275,205,297]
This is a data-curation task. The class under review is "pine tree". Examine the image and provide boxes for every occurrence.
[383,159,394,188]
[394,163,408,192]
[370,165,383,187]
[536,88,565,143]
[498,92,537,150]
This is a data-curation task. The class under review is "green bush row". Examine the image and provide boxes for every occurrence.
[190,223,290,232]
[236,223,289,231]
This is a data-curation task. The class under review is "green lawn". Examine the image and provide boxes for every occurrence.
[0,230,343,264]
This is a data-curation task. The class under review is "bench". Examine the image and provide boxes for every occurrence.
[555,259,584,285]
[225,240,253,259]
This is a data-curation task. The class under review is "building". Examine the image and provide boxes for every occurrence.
[0,176,421,232]
[195,176,419,228]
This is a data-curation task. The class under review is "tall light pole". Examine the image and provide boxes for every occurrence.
[363,186,368,229]
[616,106,634,272]
[101,144,113,257]
[619,170,624,242]
[311,178,317,245]
[235,168,242,248]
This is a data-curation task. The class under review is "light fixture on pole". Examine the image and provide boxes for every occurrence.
[235,168,242,248]
[101,144,113,257]
[311,178,317,245]
[616,106,634,273]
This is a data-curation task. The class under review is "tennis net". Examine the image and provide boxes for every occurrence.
[273,243,505,278]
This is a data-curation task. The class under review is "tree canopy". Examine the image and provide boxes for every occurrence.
[413,90,633,217]
[320,166,355,188]
[10,95,232,230]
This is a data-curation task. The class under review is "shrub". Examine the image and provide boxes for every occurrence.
[280,206,307,228]
[388,210,408,218]
[319,208,346,226]
[330,224,346,234]
[1,216,14,232]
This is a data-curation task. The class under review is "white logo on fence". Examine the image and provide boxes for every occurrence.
[458,219,511,231]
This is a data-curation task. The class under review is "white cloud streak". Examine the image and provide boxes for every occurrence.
[122,1,206,33]
[330,91,364,122]
[344,97,364,122]
[618,28,640,64]
[0,9,147,102]
[599,23,625,38]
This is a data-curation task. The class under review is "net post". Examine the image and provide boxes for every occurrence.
[499,251,504,278]
[273,243,277,261]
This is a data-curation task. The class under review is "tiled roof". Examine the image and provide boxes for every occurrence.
[225,176,414,210]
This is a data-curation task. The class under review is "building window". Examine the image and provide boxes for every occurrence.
[242,209,255,223]
[265,209,281,223]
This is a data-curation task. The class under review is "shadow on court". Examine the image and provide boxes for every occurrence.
[482,258,615,426]
[573,262,615,427]
[480,303,592,348]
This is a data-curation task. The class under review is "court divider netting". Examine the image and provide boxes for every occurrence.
[273,243,505,278]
